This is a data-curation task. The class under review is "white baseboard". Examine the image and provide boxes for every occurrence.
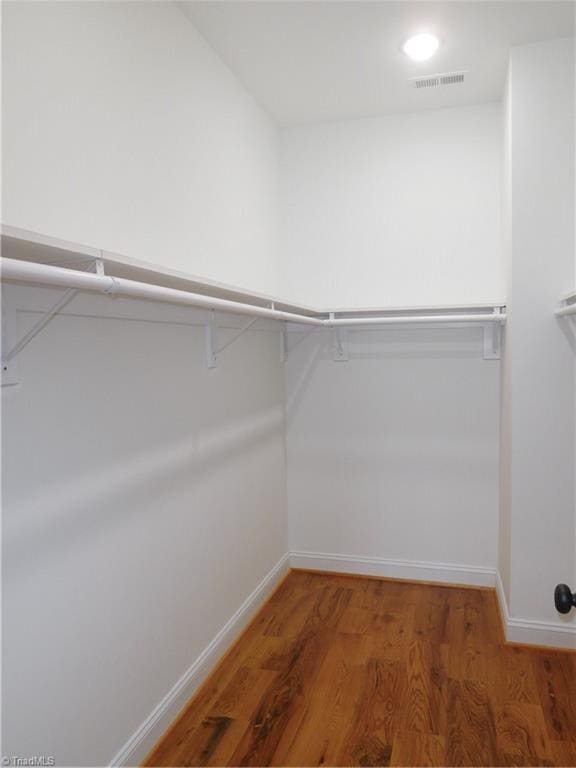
[109,553,290,767]
[495,570,511,625]
[292,552,575,650]
[111,551,574,767]
[496,571,576,650]
[289,550,497,588]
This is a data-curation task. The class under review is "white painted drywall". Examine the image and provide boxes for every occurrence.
[498,67,513,605]
[1,285,287,765]
[500,37,575,632]
[2,1,280,297]
[2,3,506,311]
[280,103,504,309]
[285,327,500,570]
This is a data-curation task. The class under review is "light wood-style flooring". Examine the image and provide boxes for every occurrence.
[144,570,576,767]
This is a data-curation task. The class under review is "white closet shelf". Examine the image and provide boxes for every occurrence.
[1,224,319,318]
[1,255,506,324]
[1,225,507,376]
[1,225,507,325]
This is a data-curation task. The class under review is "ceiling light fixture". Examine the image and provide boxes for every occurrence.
[402,33,439,62]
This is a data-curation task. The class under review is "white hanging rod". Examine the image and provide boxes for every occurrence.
[0,258,323,327]
[1,258,506,327]
[328,314,505,326]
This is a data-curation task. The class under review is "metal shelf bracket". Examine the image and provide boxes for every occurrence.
[483,309,503,360]
[332,315,349,362]
[1,294,19,386]
[1,288,79,385]
[205,310,217,369]
[1,257,106,384]
[281,323,317,363]
[205,310,260,369]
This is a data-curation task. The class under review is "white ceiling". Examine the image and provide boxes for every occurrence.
[180,1,574,126]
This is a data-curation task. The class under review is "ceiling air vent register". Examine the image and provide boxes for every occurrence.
[410,71,467,89]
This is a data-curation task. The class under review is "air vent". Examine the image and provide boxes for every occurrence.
[414,76,440,89]
[440,72,465,85]
[409,71,467,89]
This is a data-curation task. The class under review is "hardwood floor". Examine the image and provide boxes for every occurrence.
[144,570,576,767]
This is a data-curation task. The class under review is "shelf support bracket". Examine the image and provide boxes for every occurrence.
[280,322,288,363]
[282,325,317,363]
[205,309,217,369]
[1,294,19,386]
[332,315,349,362]
[215,315,259,356]
[483,320,502,360]
[2,288,78,374]
[205,312,260,368]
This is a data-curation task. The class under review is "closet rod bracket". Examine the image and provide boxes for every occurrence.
[332,316,349,362]
[483,310,503,360]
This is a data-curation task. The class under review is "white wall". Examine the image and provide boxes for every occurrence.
[498,68,513,604]
[2,1,280,297]
[499,37,575,639]
[286,327,500,573]
[280,103,504,309]
[2,4,506,311]
[1,285,288,765]
[4,8,572,768]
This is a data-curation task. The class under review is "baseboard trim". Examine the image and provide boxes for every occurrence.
[505,617,576,649]
[111,551,574,765]
[289,551,497,588]
[109,552,290,767]
[292,552,574,650]
[495,569,511,627]
[496,572,575,650]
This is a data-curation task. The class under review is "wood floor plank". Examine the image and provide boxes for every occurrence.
[499,647,541,705]
[158,715,241,768]
[444,678,498,767]
[337,658,407,767]
[302,584,354,631]
[531,650,576,743]
[363,604,415,663]
[228,628,330,766]
[412,587,450,645]
[401,640,444,736]
[278,632,368,767]
[494,702,554,767]
[549,739,576,767]
[262,587,318,638]
[390,732,445,767]
[144,571,576,767]
[210,667,278,720]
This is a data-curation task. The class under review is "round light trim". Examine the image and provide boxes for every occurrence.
[402,33,439,62]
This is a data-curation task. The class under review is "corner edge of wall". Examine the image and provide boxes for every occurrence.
[496,570,575,651]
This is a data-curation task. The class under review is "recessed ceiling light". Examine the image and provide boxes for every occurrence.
[402,33,439,62]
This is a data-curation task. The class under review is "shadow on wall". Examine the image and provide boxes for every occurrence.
[286,326,488,425]
[285,337,324,425]
[556,315,576,354]
[3,405,284,572]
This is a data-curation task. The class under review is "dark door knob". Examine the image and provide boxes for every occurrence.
[554,584,576,614]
